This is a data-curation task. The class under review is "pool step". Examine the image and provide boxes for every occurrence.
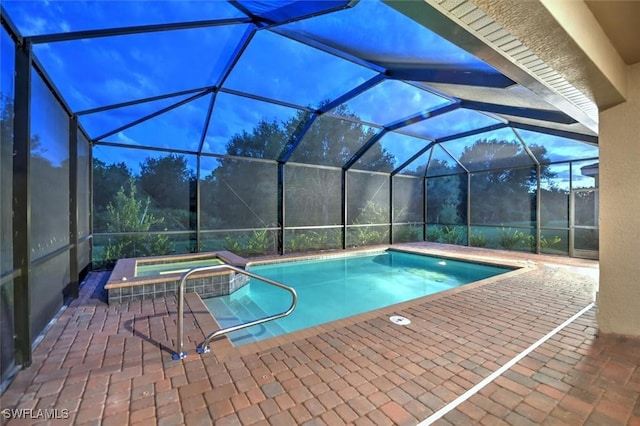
[205,295,287,344]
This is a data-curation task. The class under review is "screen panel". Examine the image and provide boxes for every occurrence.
[392,224,423,244]
[92,232,195,269]
[289,115,378,167]
[77,131,91,239]
[34,24,248,112]
[277,0,499,73]
[468,224,534,252]
[30,252,70,340]
[540,228,569,256]
[30,69,71,260]
[80,92,197,140]
[1,28,15,275]
[77,239,91,274]
[224,29,376,109]
[347,225,389,248]
[93,145,196,233]
[402,109,502,141]
[353,132,429,173]
[329,79,451,126]
[3,1,244,36]
[540,163,570,228]
[426,174,467,226]
[426,173,467,245]
[99,94,211,151]
[470,167,536,227]
[346,171,389,225]
[204,91,307,159]
[200,157,277,230]
[515,129,599,164]
[0,277,15,384]
[572,160,599,189]
[443,127,534,172]
[427,144,466,177]
[392,175,423,224]
[200,230,278,256]
[285,165,341,227]
[284,228,343,253]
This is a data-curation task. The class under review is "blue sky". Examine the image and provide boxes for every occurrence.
[2,0,597,177]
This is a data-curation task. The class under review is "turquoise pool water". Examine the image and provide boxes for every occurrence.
[203,250,511,345]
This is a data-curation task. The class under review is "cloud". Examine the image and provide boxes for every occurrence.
[23,16,49,35]
[115,131,138,146]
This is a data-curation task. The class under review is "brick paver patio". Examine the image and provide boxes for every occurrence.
[1,243,639,425]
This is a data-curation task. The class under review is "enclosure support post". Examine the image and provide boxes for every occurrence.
[88,135,94,268]
[194,155,201,253]
[278,163,285,255]
[536,163,542,254]
[69,115,79,298]
[389,175,394,244]
[12,39,32,367]
[422,177,427,242]
[568,162,575,256]
[342,169,347,250]
[466,172,471,246]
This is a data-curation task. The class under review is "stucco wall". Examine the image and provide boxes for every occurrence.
[598,63,640,336]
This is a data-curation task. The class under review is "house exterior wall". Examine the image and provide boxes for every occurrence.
[598,63,640,336]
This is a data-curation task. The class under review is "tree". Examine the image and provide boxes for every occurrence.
[93,159,132,205]
[138,154,195,210]
[202,104,395,230]
[99,179,173,268]
[93,159,133,232]
[137,154,196,230]
[426,159,466,225]
[225,119,291,159]
[201,158,277,229]
[459,139,555,225]
[540,186,569,227]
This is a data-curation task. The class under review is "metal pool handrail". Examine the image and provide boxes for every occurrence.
[173,264,297,360]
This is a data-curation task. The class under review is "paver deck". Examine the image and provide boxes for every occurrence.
[1,243,639,425]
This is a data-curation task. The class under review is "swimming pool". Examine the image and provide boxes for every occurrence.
[203,250,512,345]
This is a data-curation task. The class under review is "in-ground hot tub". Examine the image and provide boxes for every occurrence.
[105,251,249,304]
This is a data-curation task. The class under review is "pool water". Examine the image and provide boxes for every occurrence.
[204,250,511,345]
[135,257,223,277]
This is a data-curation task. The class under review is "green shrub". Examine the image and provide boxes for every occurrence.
[498,227,525,250]
[223,230,274,256]
[223,236,243,254]
[98,180,174,268]
[526,234,562,251]
[352,226,386,247]
[246,229,271,255]
[442,226,464,245]
[426,227,443,242]
[470,232,487,247]
[394,225,422,243]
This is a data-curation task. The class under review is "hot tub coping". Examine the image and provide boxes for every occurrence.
[105,251,247,290]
